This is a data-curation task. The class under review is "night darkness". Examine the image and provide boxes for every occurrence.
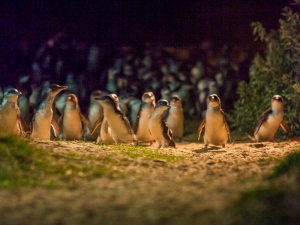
[0,0,293,87]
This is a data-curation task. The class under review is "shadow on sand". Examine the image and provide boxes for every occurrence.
[193,146,227,153]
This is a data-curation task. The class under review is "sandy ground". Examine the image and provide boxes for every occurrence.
[0,136,299,225]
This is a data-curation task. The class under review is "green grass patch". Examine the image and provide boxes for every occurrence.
[112,144,184,162]
[0,134,122,188]
[269,151,300,178]
[224,151,300,225]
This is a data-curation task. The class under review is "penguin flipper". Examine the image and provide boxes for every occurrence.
[80,113,91,131]
[51,118,60,137]
[57,114,64,125]
[280,120,290,133]
[197,118,206,140]
[18,115,29,134]
[161,119,175,143]
[134,106,142,133]
[122,115,134,134]
[104,121,111,135]
[90,116,103,135]
[221,109,231,142]
[250,108,272,136]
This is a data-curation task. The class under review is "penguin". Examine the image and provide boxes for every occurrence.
[197,94,230,148]
[30,84,68,140]
[91,94,136,144]
[127,97,142,128]
[18,93,31,125]
[0,88,28,135]
[166,95,185,141]
[248,95,290,142]
[17,75,33,125]
[83,90,103,141]
[134,92,156,145]
[88,93,116,144]
[57,93,90,140]
[148,99,176,149]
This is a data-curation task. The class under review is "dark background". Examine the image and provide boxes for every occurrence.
[0,0,293,84]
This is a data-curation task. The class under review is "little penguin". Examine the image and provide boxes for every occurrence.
[134,92,156,145]
[83,90,103,141]
[166,95,184,141]
[30,84,68,140]
[0,88,29,135]
[57,93,90,140]
[248,95,290,142]
[91,94,137,144]
[127,97,142,128]
[148,99,176,149]
[197,94,230,148]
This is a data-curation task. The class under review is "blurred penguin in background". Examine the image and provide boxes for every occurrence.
[84,90,103,141]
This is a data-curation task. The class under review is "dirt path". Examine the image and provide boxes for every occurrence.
[0,139,298,225]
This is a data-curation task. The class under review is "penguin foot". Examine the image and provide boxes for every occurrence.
[248,135,257,142]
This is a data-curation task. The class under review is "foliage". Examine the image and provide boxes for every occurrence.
[225,152,300,225]
[229,1,300,137]
[269,151,300,178]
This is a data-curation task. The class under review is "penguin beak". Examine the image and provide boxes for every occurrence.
[59,86,68,91]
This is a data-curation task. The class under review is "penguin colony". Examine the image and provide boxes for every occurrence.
[0,84,290,148]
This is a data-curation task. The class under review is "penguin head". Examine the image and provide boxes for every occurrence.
[271,95,284,109]
[66,94,78,107]
[142,92,155,103]
[155,99,170,112]
[272,95,283,102]
[47,84,68,97]
[161,86,172,100]
[170,95,182,107]
[94,94,120,109]
[3,88,22,102]
[207,94,221,108]
[90,90,102,101]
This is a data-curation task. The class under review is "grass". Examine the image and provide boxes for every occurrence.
[269,151,300,178]
[222,151,300,225]
[0,133,121,188]
[0,134,184,189]
[112,144,184,162]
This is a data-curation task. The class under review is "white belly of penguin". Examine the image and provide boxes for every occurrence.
[204,112,228,145]
[63,110,83,140]
[31,111,52,140]
[255,114,282,141]
[0,109,19,134]
[149,118,165,143]
[136,109,153,142]
[166,108,184,138]
[106,115,133,144]
[99,119,115,144]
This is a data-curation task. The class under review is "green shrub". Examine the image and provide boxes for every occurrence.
[229,0,300,137]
